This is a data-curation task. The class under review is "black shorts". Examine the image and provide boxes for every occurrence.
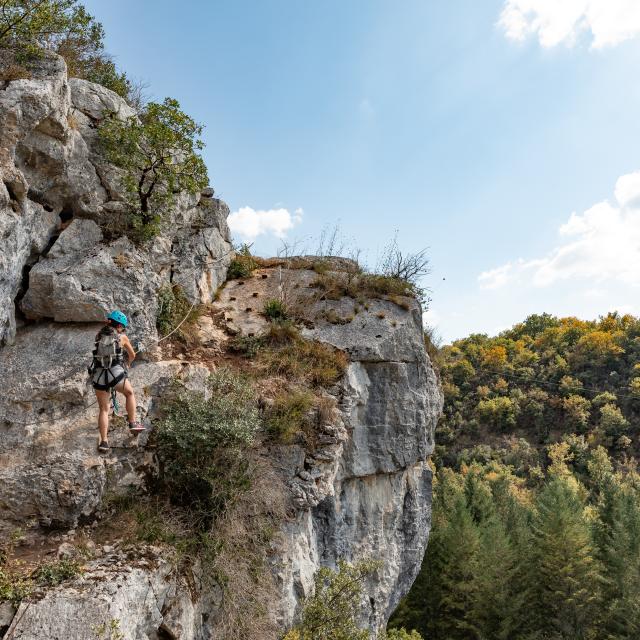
[92,370,126,391]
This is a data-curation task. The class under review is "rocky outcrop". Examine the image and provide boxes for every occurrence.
[219,269,441,631]
[0,50,442,639]
[0,50,232,347]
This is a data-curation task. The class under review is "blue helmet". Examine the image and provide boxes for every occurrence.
[107,310,128,328]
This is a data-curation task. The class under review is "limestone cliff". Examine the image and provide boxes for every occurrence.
[0,52,442,639]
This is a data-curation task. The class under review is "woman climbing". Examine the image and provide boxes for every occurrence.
[90,310,145,453]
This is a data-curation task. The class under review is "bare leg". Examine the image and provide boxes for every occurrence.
[116,379,137,424]
[95,390,110,442]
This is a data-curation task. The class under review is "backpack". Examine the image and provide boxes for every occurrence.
[90,326,124,371]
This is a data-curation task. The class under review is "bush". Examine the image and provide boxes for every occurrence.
[156,369,260,524]
[475,397,519,432]
[284,559,379,640]
[34,559,82,586]
[227,244,258,279]
[265,389,315,443]
[228,334,264,358]
[263,299,288,322]
[0,565,32,603]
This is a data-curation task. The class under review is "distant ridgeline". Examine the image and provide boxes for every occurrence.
[389,312,640,640]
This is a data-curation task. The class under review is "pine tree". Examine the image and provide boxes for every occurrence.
[527,476,603,639]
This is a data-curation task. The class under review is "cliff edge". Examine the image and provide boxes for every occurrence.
[0,53,442,639]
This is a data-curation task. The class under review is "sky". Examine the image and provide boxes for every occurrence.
[83,0,640,343]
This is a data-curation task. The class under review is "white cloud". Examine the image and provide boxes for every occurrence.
[478,169,640,290]
[228,206,303,241]
[498,0,640,48]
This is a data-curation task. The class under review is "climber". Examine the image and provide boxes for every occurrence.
[90,310,145,453]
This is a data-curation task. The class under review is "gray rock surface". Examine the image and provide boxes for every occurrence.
[0,48,441,640]
[0,321,204,533]
[4,550,220,640]
[218,267,443,633]
[0,50,232,345]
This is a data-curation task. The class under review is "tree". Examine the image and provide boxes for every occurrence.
[527,477,603,639]
[98,98,209,239]
[0,1,132,98]
[562,395,592,434]
[0,0,97,54]
[284,560,377,640]
[475,397,519,432]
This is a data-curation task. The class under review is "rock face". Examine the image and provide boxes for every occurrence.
[0,50,232,347]
[218,269,441,632]
[0,51,442,639]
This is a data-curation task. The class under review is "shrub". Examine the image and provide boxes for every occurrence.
[228,334,264,358]
[475,397,519,432]
[156,284,202,344]
[34,559,82,586]
[156,369,260,524]
[265,389,315,443]
[284,559,379,640]
[227,244,258,279]
[263,298,288,322]
[0,564,32,603]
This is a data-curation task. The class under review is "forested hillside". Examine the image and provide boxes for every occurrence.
[390,313,640,640]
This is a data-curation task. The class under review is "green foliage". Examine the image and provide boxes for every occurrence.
[265,389,314,443]
[284,560,379,640]
[263,298,289,322]
[34,558,82,585]
[156,368,260,524]
[394,312,640,639]
[0,564,32,603]
[0,1,100,57]
[436,312,640,465]
[227,244,258,279]
[98,98,208,240]
[0,1,136,102]
[475,396,519,432]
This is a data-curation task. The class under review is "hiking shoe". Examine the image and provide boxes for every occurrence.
[98,440,110,453]
[128,422,145,434]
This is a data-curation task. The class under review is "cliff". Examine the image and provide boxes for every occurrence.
[0,52,442,639]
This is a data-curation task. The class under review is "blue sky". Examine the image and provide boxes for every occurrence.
[84,0,640,342]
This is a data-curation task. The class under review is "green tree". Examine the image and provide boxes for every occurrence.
[598,403,629,445]
[475,396,519,432]
[284,560,377,640]
[527,476,602,639]
[0,1,131,98]
[99,98,208,239]
[0,0,98,54]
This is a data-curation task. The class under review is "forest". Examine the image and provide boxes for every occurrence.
[389,313,640,639]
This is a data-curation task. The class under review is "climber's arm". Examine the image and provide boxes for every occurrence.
[121,335,136,365]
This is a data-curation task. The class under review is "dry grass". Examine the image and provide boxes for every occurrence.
[67,113,79,130]
[0,64,30,82]
[265,388,315,443]
[257,330,348,387]
[310,271,415,308]
[112,252,130,269]
[209,455,287,640]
